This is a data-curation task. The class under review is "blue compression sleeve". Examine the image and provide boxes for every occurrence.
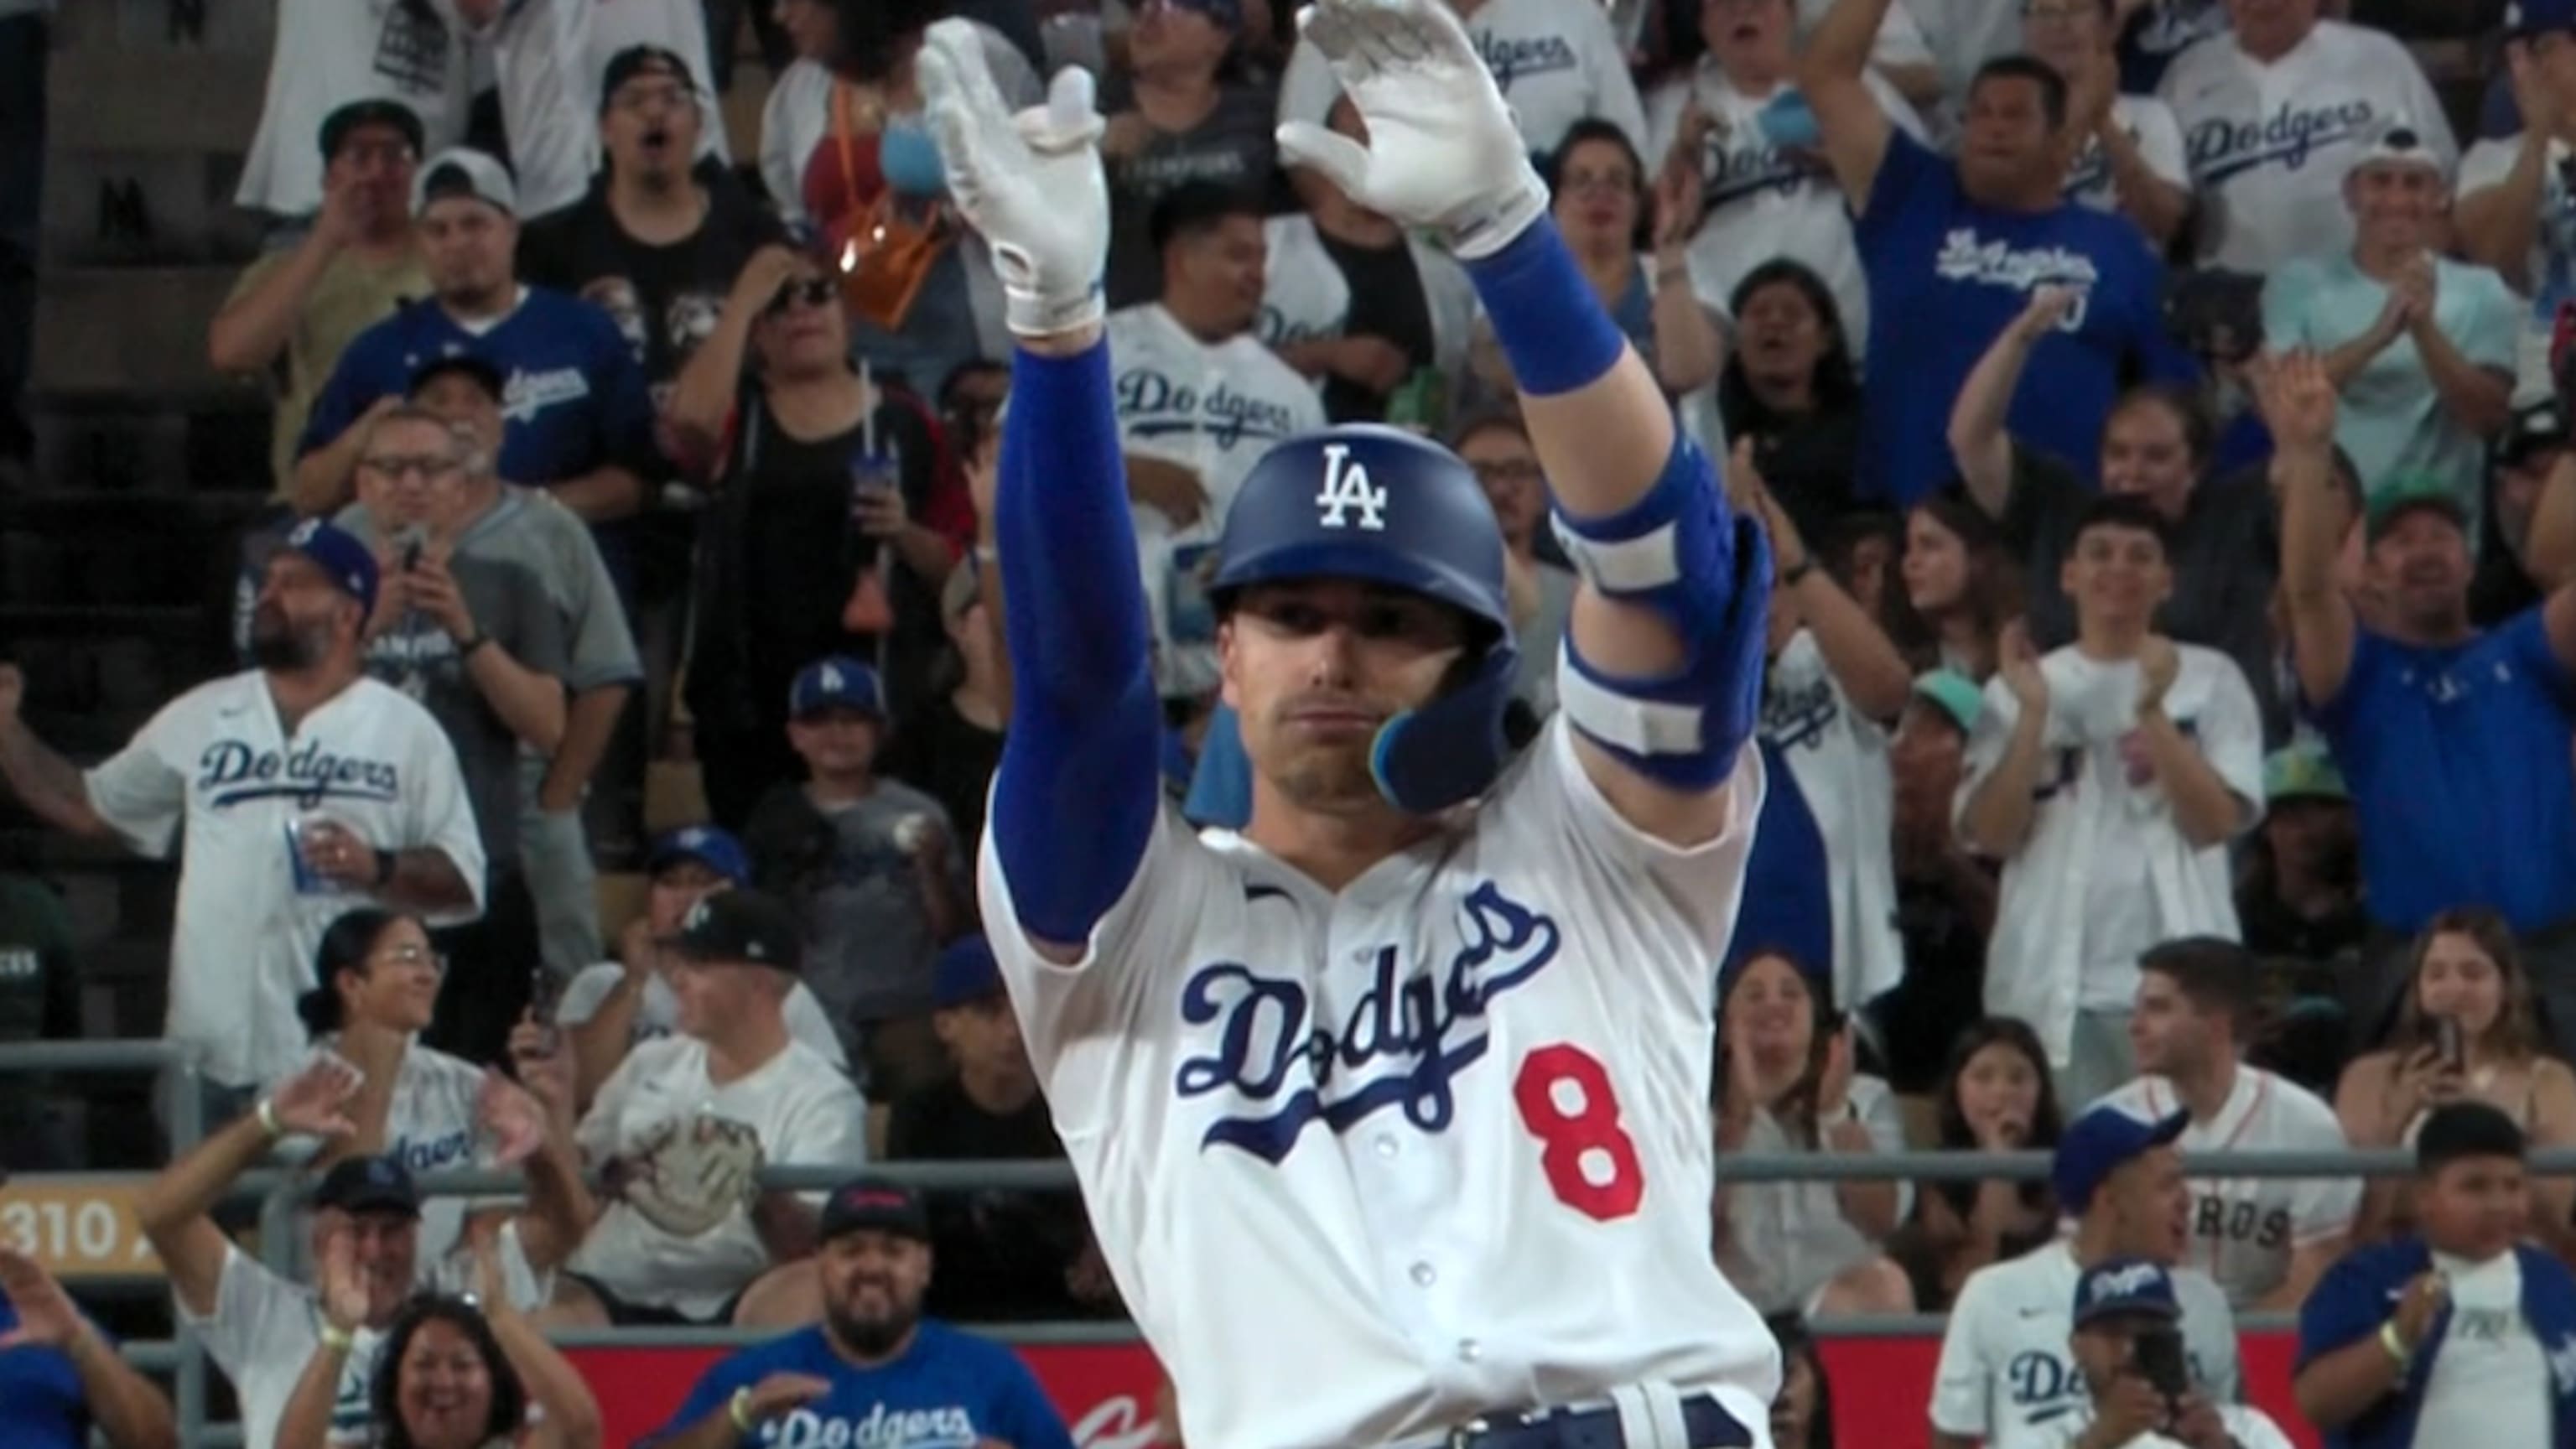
[1461,218,1630,397]
[988,342,1163,945]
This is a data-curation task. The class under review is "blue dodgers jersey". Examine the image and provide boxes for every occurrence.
[295,288,657,486]
[1853,132,2194,507]
[649,1322,1078,1449]
[0,1292,91,1449]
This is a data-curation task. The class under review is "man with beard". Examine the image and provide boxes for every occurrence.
[0,522,481,1126]
[645,1178,1076,1449]
[2274,346,2576,1059]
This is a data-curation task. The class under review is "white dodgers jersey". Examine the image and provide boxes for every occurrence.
[980,724,1779,1449]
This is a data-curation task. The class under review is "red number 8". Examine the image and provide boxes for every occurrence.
[1513,1043,1645,1221]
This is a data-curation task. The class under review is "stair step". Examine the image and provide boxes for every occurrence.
[44,149,262,268]
[47,45,268,158]
[32,266,255,402]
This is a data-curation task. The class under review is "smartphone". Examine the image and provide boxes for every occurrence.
[527,966,564,1056]
[2437,1015,2466,1072]
[2133,1325,2190,1400]
[396,524,428,573]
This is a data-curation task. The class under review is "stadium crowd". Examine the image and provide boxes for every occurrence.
[5,0,2576,1445]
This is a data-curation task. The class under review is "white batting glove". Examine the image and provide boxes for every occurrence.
[919,20,1109,338]
[1274,0,1549,260]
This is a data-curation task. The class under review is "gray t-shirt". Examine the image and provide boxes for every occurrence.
[744,780,963,1035]
[1101,76,1289,309]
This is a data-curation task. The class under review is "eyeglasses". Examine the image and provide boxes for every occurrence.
[359,454,465,483]
[767,278,837,315]
[375,942,449,976]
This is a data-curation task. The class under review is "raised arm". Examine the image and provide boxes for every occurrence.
[0,667,114,839]
[921,29,1160,956]
[1794,0,1900,210]
[2262,351,2360,707]
[1948,288,2074,516]
[1280,0,1768,845]
[136,1059,360,1317]
[0,1250,179,1449]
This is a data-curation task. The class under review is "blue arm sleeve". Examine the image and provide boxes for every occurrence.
[989,342,1164,945]
[296,343,372,459]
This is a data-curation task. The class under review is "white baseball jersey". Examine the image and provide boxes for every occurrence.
[567,1034,869,1319]
[2064,96,2191,221]
[1956,645,2262,1065]
[1278,0,1648,159]
[1758,629,1903,1011]
[558,960,849,1072]
[184,1244,388,1449]
[83,672,486,1088]
[2158,21,2455,273]
[2033,1401,2298,1449]
[279,1038,493,1289]
[1642,62,1924,353]
[1104,302,1327,698]
[2096,1067,2360,1307]
[1931,1239,2243,1449]
[1256,213,1478,380]
[980,722,1779,1449]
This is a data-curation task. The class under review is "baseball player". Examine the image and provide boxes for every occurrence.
[920,0,1778,1444]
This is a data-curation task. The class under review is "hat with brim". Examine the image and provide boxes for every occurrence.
[819,1177,930,1241]
[2263,744,2349,805]
[314,1155,422,1218]
[319,99,424,162]
[2072,1255,2184,1328]
[2366,475,2470,543]
[1910,669,1983,734]
[2054,1106,2189,1214]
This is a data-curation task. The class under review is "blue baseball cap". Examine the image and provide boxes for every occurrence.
[646,825,749,886]
[281,518,381,619]
[2072,1255,2183,1327]
[2054,1105,2189,1214]
[932,935,1003,1009]
[313,1154,421,1218]
[2511,0,2576,38]
[790,655,886,719]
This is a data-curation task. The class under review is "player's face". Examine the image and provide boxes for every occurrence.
[1954,1040,2042,1147]
[647,861,728,937]
[395,1315,497,1449]
[2127,973,2206,1078]
[2099,397,2195,522]
[417,198,518,305]
[1702,0,1793,75]
[1176,216,1268,336]
[933,992,1031,1086]
[251,553,359,671]
[2345,163,2445,247]
[413,372,506,470]
[787,707,883,779]
[2417,931,2507,1039]
[2222,0,2316,60]
[350,917,445,1034]
[1902,508,1968,613]
[358,417,471,531]
[1736,278,1831,392]
[1552,138,1644,251]
[1458,425,1545,549]
[1957,75,2058,201]
[603,71,701,186]
[1726,953,1814,1068]
[2059,523,2170,635]
[2415,1154,2529,1260]
[1220,579,1473,817]
[2365,510,2471,636]
[2104,1145,2189,1261]
[818,1228,932,1355]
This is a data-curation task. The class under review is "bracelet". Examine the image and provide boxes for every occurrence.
[730,1388,756,1432]
[457,631,491,658]
[319,1322,356,1355]
[257,1098,284,1140]
[2378,1319,2412,1370]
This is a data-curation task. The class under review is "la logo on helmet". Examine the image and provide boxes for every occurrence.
[1315,444,1388,532]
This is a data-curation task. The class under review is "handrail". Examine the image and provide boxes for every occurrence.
[0,1038,196,1072]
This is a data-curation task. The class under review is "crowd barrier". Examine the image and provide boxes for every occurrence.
[17,1040,2558,1449]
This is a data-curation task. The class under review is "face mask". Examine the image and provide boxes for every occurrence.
[880,116,947,198]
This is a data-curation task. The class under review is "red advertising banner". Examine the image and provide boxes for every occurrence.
[566,1332,2318,1448]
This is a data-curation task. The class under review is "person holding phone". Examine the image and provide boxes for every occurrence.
[2044,1257,2295,1449]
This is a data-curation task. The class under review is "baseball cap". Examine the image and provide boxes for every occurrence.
[2366,475,2470,542]
[790,656,886,719]
[408,351,506,402]
[647,825,750,886]
[318,98,424,162]
[932,935,1003,1010]
[2054,1105,2188,1215]
[412,147,518,219]
[2353,113,2449,182]
[2502,398,2572,470]
[2262,742,2348,805]
[314,1155,422,1218]
[818,1177,931,1242]
[668,888,804,974]
[280,518,382,619]
[2510,0,2576,38]
[2071,1256,2183,1328]
[1910,669,1983,734]
[600,44,700,110]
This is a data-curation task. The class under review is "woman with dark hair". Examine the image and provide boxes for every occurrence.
[277,1244,600,1449]
[1718,259,1866,543]
[284,909,546,1291]
[1762,1311,1838,1449]
[2335,907,2576,1243]
[1896,1016,2064,1310]
[1712,953,1914,1318]
[1893,492,2023,681]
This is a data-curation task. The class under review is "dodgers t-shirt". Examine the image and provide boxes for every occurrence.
[647,1321,1078,1449]
[1853,132,2192,507]
[0,1291,88,1449]
[2310,610,2576,933]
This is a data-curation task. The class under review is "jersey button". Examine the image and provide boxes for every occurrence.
[1374,1135,1398,1158]
[1409,1261,1436,1287]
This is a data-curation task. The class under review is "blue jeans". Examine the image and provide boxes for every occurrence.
[0,13,45,463]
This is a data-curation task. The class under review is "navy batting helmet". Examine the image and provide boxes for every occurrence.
[1209,424,1519,815]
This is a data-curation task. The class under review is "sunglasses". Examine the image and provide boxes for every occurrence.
[767,278,837,315]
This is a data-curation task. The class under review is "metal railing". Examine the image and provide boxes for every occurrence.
[13,1038,2569,1444]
